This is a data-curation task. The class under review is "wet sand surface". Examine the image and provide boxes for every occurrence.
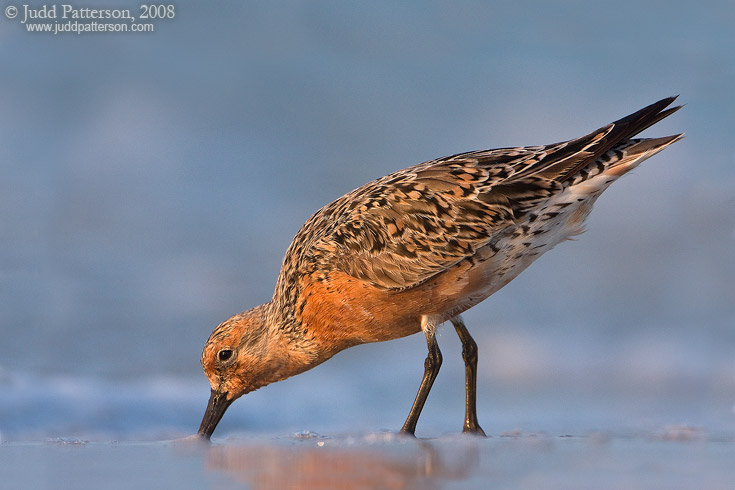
[3,430,733,490]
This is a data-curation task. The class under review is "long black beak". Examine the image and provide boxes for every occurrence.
[197,389,234,439]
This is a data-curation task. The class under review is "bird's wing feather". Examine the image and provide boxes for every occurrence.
[315,149,560,290]
[306,97,681,291]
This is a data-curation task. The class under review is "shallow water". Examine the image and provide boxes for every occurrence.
[3,431,734,490]
[3,363,735,488]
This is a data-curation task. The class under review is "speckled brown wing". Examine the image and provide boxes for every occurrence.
[314,148,556,290]
[309,96,681,291]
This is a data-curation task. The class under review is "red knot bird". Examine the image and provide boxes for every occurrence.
[198,96,683,438]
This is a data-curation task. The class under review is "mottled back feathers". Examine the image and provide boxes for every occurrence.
[273,97,682,304]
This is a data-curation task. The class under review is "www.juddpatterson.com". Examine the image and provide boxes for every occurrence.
[4,4,175,34]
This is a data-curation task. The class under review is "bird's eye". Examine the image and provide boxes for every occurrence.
[218,349,233,362]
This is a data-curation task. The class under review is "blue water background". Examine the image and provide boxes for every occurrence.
[1,1,733,440]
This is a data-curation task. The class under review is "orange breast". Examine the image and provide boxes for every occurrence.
[297,272,421,355]
[296,255,500,357]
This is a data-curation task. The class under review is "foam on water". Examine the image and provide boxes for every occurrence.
[0,369,206,439]
[3,342,735,442]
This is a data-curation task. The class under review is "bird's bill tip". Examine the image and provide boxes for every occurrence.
[197,388,234,440]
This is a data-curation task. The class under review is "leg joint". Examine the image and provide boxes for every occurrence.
[461,336,478,364]
[424,345,442,371]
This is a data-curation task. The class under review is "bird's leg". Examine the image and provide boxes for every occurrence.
[451,316,486,436]
[401,319,442,436]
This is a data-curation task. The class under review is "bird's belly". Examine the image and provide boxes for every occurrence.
[421,192,601,321]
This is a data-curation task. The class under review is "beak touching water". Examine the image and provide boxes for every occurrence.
[197,389,234,439]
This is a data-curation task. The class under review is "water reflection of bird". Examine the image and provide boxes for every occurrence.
[205,437,477,490]
[198,97,682,438]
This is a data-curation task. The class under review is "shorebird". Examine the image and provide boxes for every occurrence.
[198,97,682,438]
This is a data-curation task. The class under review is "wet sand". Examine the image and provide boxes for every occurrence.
[3,429,733,490]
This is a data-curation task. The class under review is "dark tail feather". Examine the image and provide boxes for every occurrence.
[556,96,682,181]
[607,96,682,140]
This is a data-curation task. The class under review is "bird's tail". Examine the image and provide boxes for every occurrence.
[603,133,684,177]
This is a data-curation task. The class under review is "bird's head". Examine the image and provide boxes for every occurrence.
[197,305,275,439]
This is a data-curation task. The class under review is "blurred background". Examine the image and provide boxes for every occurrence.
[0,0,733,439]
